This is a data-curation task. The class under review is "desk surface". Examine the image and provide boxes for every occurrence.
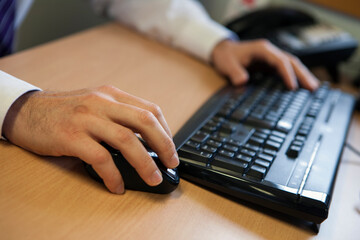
[0,23,359,240]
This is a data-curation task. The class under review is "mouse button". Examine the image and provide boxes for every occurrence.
[165,168,179,182]
[151,154,179,182]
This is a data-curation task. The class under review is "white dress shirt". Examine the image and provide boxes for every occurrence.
[91,0,233,61]
[0,0,234,136]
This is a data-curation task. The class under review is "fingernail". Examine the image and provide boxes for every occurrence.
[170,153,179,167]
[150,170,163,186]
[115,184,125,194]
[290,83,298,91]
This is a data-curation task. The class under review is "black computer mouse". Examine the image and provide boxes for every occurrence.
[83,142,180,194]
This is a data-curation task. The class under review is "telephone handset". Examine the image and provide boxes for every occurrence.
[226,7,358,81]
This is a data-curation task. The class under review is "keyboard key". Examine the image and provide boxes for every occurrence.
[202,121,220,133]
[185,140,200,149]
[223,144,239,153]
[276,119,293,133]
[240,148,256,158]
[256,128,271,135]
[297,128,310,136]
[231,109,249,121]
[218,107,233,118]
[262,148,277,157]
[191,131,210,143]
[220,123,237,134]
[225,139,243,147]
[235,154,252,164]
[243,143,260,152]
[268,135,284,144]
[245,118,276,129]
[202,125,217,133]
[295,135,306,142]
[254,159,271,168]
[201,145,218,153]
[271,130,286,139]
[218,149,235,158]
[210,134,227,143]
[212,155,248,174]
[178,148,212,164]
[248,136,265,146]
[265,140,281,151]
[267,110,281,118]
[257,152,274,162]
[206,139,222,148]
[286,145,302,158]
[253,132,268,139]
[246,165,267,179]
[299,124,312,131]
[307,110,318,118]
[212,116,225,124]
[292,140,304,147]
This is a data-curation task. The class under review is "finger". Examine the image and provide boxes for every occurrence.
[213,49,249,86]
[253,40,298,90]
[97,85,173,138]
[85,118,164,186]
[285,53,320,91]
[100,102,179,169]
[68,136,125,194]
[226,56,250,86]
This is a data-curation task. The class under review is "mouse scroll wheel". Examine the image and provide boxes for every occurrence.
[166,168,178,179]
[148,151,158,158]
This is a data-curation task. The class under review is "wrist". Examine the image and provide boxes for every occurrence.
[2,90,39,140]
[211,39,235,64]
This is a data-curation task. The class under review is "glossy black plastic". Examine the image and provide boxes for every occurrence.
[174,79,355,226]
[84,143,179,194]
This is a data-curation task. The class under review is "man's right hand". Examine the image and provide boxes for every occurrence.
[2,85,179,194]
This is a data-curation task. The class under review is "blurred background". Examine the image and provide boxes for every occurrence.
[14,0,360,83]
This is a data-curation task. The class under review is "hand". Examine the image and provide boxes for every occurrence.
[211,39,320,91]
[2,86,179,194]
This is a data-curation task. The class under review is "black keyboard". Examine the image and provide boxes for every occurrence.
[174,73,355,225]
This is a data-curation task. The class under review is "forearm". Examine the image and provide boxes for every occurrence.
[91,0,234,62]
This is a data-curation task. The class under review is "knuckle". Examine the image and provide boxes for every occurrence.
[289,54,301,64]
[161,137,175,153]
[148,103,163,119]
[256,39,272,48]
[83,91,103,102]
[139,157,157,173]
[138,109,156,126]
[97,84,116,92]
[73,104,89,114]
[91,148,110,165]
[115,128,134,143]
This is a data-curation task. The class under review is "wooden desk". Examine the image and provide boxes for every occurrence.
[0,23,359,240]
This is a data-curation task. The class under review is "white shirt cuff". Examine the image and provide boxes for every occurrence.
[175,18,235,62]
[0,70,41,139]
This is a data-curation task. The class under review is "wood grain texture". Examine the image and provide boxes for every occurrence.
[0,23,359,240]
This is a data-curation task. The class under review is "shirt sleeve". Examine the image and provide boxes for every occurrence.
[0,70,41,139]
[91,0,235,62]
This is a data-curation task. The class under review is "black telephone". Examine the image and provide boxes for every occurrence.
[226,7,358,81]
